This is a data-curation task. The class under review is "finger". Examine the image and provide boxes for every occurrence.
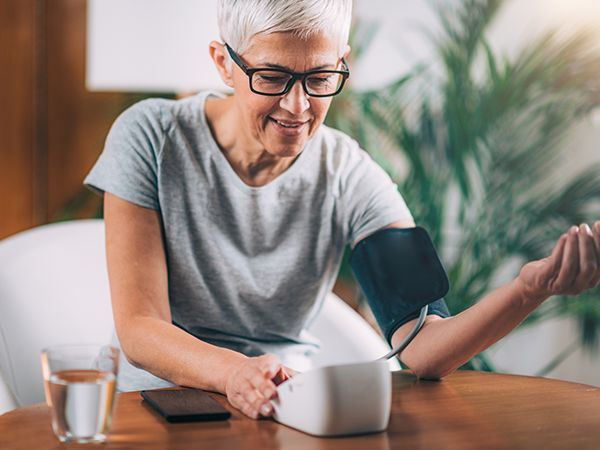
[285,367,298,377]
[254,355,282,397]
[237,371,273,416]
[547,233,567,273]
[243,386,269,419]
[589,221,600,288]
[577,224,599,289]
[257,354,284,380]
[272,366,297,385]
[592,220,600,285]
[553,226,579,292]
[540,232,568,290]
[226,355,284,419]
[243,356,284,417]
[228,387,259,419]
[228,374,260,417]
[232,376,274,419]
[240,398,260,420]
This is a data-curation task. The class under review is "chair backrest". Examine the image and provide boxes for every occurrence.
[0,360,21,416]
[310,293,401,371]
[0,219,398,409]
[0,220,113,407]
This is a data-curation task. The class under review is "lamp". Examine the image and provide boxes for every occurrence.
[86,0,225,93]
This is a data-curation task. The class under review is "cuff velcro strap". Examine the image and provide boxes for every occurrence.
[349,227,450,343]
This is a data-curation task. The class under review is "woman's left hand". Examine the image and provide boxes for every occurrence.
[517,222,600,302]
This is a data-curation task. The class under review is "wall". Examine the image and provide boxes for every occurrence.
[0,0,132,241]
[0,0,35,239]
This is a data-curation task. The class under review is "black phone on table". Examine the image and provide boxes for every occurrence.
[141,388,231,423]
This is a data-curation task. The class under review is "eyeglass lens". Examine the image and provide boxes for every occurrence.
[251,71,344,96]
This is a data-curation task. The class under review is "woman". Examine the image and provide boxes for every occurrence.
[85,0,600,420]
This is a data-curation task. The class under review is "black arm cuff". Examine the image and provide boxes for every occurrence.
[349,227,451,344]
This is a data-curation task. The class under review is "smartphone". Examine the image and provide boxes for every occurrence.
[141,388,231,423]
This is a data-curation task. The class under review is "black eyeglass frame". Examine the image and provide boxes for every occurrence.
[225,43,350,98]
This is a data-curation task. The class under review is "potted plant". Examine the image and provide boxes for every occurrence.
[328,0,600,371]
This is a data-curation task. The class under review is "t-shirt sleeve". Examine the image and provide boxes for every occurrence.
[335,135,413,246]
[84,100,165,210]
[332,131,451,334]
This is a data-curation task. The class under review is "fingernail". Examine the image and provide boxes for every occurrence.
[581,223,592,235]
[570,226,579,235]
[261,404,272,416]
[251,410,259,419]
[595,221,600,232]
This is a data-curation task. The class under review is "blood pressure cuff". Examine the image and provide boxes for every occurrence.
[349,227,451,344]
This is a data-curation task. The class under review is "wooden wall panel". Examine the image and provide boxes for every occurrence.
[46,0,122,220]
[0,0,169,240]
[0,0,35,240]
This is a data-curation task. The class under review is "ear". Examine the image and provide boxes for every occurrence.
[209,41,234,88]
[343,44,351,58]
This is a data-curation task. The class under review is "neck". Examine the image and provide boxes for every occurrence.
[224,147,298,187]
[205,96,297,187]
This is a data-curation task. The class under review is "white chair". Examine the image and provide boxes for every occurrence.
[0,220,113,410]
[309,296,401,370]
[0,361,21,415]
[0,219,397,412]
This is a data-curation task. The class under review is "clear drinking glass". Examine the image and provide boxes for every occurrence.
[41,345,119,443]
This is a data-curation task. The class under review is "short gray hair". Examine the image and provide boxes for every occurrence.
[217,0,353,57]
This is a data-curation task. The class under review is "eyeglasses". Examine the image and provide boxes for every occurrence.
[225,43,350,98]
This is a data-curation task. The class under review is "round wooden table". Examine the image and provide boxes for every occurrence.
[1,370,599,449]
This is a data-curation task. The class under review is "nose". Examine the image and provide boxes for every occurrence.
[279,80,310,115]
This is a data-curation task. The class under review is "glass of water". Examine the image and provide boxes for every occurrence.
[41,345,119,443]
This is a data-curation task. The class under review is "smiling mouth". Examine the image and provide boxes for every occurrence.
[271,118,305,128]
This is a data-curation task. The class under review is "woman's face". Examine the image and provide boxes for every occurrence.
[229,31,344,159]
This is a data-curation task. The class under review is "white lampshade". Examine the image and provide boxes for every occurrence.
[86,0,600,94]
[86,0,225,93]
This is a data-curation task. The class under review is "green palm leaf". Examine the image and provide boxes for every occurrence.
[328,0,600,365]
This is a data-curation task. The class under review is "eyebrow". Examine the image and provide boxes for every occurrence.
[260,62,336,71]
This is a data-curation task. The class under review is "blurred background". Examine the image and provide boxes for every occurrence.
[1,0,599,385]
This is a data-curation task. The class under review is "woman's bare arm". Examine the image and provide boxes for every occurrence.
[104,193,290,418]
[389,222,600,379]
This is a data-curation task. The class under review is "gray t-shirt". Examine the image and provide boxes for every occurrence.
[85,91,412,390]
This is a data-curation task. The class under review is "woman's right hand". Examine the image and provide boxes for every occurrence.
[225,353,295,419]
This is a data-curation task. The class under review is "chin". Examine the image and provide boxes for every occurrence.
[272,145,305,158]
[263,135,309,158]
